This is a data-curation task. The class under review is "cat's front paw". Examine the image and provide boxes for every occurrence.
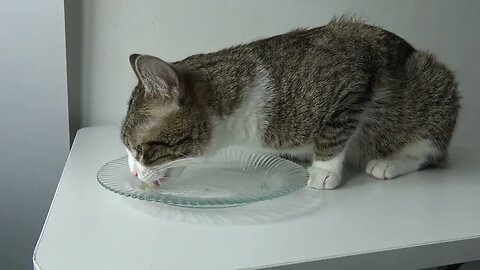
[307,167,341,190]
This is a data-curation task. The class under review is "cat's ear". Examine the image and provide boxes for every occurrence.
[129,54,180,99]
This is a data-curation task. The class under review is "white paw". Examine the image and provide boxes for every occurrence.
[307,167,341,190]
[366,159,421,180]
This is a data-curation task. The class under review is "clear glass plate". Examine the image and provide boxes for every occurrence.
[97,147,308,208]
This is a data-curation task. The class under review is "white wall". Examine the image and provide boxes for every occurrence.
[0,1,69,269]
[68,0,480,146]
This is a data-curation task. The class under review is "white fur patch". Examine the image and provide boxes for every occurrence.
[206,68,270,154]
[393,139,438,160]
[125,147,146,176]
[311,149,346,173]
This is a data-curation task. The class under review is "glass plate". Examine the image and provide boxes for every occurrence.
[97,147,308,208]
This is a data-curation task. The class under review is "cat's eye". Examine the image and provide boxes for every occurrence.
[134,145,142,155]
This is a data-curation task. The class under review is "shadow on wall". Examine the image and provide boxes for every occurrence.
[64,0,83,144]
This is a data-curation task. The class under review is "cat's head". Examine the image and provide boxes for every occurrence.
[121,54,211,179]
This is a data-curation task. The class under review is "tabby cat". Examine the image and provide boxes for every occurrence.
[121,17,459,189]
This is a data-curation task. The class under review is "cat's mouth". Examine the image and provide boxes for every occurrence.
[154,168,173,186]
[139,168,173,186]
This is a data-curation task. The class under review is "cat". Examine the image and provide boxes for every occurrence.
[121,17,459,190]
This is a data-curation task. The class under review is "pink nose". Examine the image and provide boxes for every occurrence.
[132,171,138,177]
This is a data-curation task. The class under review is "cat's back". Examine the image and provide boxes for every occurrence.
[177,17,415,92]
[173,17,416,128]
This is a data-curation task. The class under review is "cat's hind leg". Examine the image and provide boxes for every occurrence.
[365,139,443,180]
[365,51,459,180]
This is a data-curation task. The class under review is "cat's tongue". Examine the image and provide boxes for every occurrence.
[139,169,170,186]
[140,179,163,191]
[151,175,171,186]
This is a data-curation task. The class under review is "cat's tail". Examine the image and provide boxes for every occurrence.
[404,50,461,165]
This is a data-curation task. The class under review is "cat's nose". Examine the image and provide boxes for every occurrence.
[132,171,138,177]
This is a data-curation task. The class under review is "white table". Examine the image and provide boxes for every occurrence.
[33,126,480,270]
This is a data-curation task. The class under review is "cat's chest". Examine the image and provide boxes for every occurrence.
[208,109,314,160]
[204,68,314,160]
[209,89,266,151]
